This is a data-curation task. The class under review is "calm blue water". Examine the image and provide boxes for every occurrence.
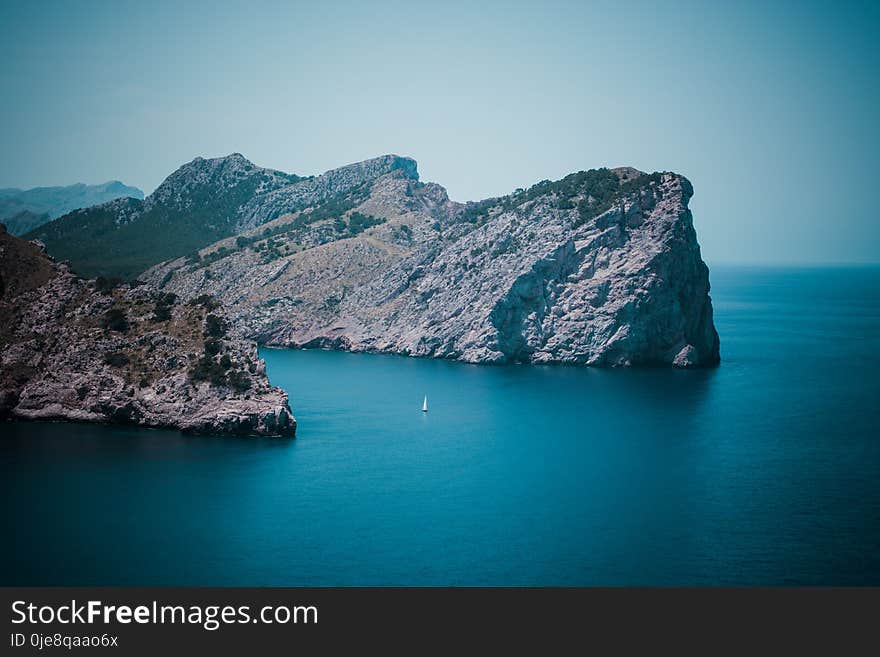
[2,266,879,585]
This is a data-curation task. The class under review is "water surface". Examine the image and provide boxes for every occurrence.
[2,266,879,585]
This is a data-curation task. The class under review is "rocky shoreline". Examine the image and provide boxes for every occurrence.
[0,225,295,437]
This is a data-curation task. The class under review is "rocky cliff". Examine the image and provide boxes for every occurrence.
[143,158,719,367]
[0,225,295,436]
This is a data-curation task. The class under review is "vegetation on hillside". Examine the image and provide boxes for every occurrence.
[25,166,303,280]
[458,168,664,228]
[176,183,386,270]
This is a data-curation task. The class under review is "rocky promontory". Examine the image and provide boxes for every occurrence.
[144,158,719,367]
[0,225,295,436]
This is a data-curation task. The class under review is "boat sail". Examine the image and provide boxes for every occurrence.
[422,396,428,412]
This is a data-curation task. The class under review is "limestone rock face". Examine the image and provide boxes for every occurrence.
[144,162,719,367]
[0,225,295,436]
[236,155,418,231]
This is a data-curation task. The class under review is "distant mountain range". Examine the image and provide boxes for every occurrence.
[23,152,718,367]
[0,181,143,235]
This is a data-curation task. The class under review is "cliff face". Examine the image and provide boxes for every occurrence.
[144,161,719,368]
[0,225,295,436]
[353,172,718,366]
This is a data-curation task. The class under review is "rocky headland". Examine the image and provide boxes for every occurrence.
[0,225,295,436]
[141,156,719,367]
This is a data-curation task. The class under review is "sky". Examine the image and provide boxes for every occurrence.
[1,0,878,265]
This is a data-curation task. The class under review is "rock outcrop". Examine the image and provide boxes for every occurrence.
[236,155,418,231]
[0,225,295,436]
[144,159,719,367]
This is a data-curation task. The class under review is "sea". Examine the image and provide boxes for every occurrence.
[2,266,879,585]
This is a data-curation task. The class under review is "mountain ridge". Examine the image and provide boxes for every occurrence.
[25,154,417,279]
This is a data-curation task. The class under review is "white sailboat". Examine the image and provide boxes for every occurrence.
[422,396,428,412]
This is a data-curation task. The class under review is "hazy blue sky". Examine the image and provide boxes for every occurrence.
[1,0,878,264]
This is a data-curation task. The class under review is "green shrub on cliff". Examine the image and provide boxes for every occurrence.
[189,294,220,311]
[226,369,252,392]
[101,307,129,333]
[348,212,383,235]
[103,351,130,367]
[189,356,227,386]
[204,314,227,338]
